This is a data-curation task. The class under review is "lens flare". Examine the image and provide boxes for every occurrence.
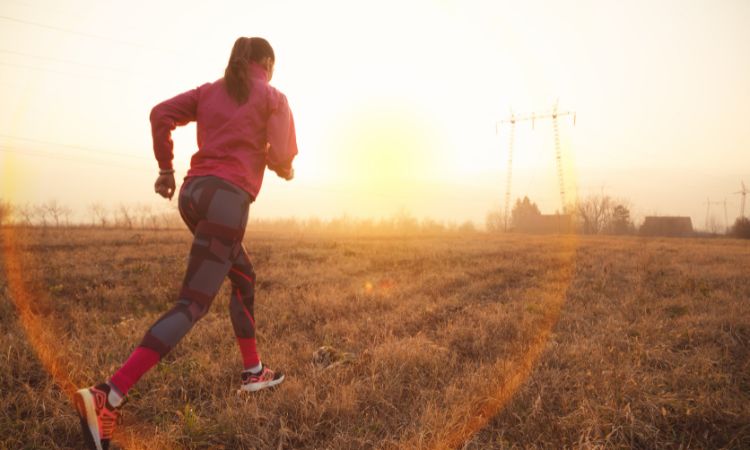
[427,234,579,450]
[3,228,579,449]
[1,227,162,449]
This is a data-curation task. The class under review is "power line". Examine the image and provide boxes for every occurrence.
[0,61,158,86]
[0,61,129,84]
[0,15,181,56]
[0,48,128,72]
[0,145,151,172]
[0,134,151,161]
[4,0,144,34]
[1,144,492,205]
[1,145,408,201]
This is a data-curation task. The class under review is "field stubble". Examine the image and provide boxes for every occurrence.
[0,227,748,449]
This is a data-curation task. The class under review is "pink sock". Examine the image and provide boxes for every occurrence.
[109,346,160,395]
[237,337,261,369]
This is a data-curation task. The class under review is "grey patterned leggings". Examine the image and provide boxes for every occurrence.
[138,175,257,357]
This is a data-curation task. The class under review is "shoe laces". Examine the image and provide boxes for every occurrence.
[93,388,126,439]
[100,409,119,439]
[243,366,274,383]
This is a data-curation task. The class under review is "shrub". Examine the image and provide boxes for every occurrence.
[730,217,750,239]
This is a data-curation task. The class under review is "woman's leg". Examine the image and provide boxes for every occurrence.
[229,244,284,392]
[227,245,260,371]
[109,177,251,396]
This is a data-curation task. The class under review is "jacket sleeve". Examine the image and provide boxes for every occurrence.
[266,91,298,174]
[150,87,200,170]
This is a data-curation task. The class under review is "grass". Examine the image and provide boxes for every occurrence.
[0,227,748,449]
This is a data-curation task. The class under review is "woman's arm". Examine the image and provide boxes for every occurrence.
[266,91,298,179]
[150,87,200,171]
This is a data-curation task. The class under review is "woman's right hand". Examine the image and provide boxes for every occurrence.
[154,173,176,199]
[277,167,294,181]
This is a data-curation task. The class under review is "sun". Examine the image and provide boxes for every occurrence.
[322,99,446,197]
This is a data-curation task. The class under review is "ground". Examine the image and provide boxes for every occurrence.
[1,227,748,449]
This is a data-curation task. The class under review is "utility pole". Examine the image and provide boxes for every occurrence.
[734,181,748,219]
[496,102,576,230]
[704,198,728,233]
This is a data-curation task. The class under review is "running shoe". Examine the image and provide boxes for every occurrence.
[240,365,285,392]
[74,383,123,450]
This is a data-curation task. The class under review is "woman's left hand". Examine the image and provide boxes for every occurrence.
[154,174,176,200]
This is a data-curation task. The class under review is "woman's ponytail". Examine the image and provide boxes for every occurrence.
[224,37,275,105]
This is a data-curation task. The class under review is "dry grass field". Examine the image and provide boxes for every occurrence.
[1,227,749,449]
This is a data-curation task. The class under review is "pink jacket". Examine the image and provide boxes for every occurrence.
[150,62,297,199]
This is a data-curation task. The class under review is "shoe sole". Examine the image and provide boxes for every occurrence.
[239,374,285,392]
[74,389,103,450]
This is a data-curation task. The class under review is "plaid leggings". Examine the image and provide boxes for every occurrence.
[139,176,257,357]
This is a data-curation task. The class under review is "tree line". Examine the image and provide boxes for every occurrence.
[485,194,635,235]
[0,199,184,229]
[0,199,478,234]
[485,194,750,239]
[2,196,748,238]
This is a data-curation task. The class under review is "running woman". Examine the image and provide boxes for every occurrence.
[74,36,298,450]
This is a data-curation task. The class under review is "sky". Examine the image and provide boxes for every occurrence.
[1,0,748,229]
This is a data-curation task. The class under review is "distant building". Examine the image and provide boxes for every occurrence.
[515,214,574,234]
[640,216,693,237]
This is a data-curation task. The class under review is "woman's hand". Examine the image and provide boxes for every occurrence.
[154,173,176,199]
[265,143,294,181]
[277,167,294,181]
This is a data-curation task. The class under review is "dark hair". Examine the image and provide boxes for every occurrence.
[224,37,275,104]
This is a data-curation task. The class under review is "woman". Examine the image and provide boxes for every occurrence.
[74,36,297,450]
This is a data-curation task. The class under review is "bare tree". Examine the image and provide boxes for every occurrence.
[44,199,66,227]
[146,207,159,229]
[60,205,73,226]
[16,202,34,226]
[576,194,613,234]
[89,202,109,227]
[33,203,48,227]
[133,203,146,228]
[707,215,721,234]
[117,204,134,229]
[134,203,159,229]
[0,199,13,226]
[485,208,504,232]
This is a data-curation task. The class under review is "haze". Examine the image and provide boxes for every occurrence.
[1,0,748,228]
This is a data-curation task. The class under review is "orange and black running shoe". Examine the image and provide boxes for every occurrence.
[74,383,123,450]
[240,364,285,392]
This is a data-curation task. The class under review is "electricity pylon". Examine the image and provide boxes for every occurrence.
[734,181,748,219]
[496,101,576,230]
[704,197,728,233]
